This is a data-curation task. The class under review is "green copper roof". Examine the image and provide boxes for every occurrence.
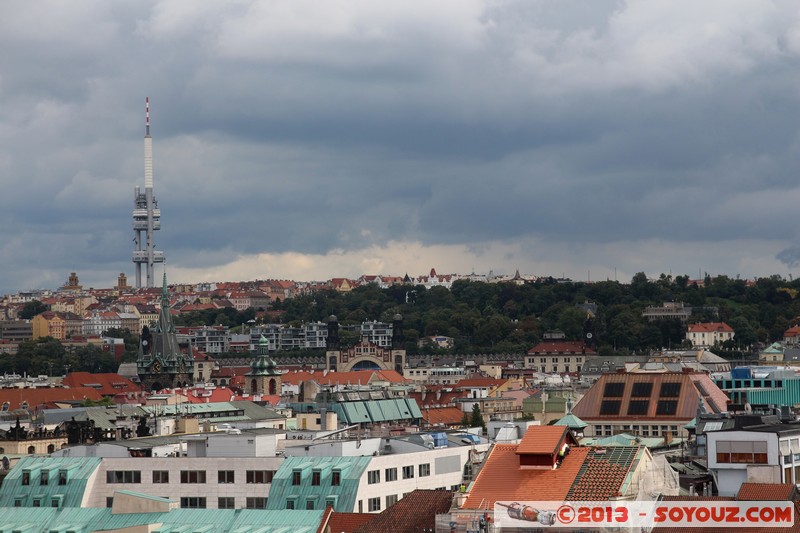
[0,456,102,508]
[266,456,372,512]
[554,412,588,429]
[297,398,422,425]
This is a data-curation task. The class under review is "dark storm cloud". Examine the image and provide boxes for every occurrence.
[2,0,800,293]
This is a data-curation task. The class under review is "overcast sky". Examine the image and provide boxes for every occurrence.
[3,1,800,294]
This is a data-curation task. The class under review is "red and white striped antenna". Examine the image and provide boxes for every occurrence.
[145,97,150,136]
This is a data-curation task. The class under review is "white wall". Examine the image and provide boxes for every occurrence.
[352,446,480,513]
[87,456,285,508]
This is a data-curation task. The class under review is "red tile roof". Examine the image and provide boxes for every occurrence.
[0,387,104,411]
[566,448,637,500]
[353,490,454,533]
[737,483,798,501]
[463,445,589,508]
[422,406,465,426]
[527,341,597,355]
[455,377,506,389]
[63,372,139,396]
[321,512,374,533]
[688,322,733,333]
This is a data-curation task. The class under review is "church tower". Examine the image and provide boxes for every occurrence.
[246,335,282,396]
[137,273,194,391]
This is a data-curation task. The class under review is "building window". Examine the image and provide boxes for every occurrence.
[368,497,381,512]
[40,471,49,485]
[311,470,321,486]
[331,470,341,486]
[153,471,169,484]
[180,497,207,509]
[402,466,414,479]
[386,494,398,507]
[13,498,22,508]
[286,499,296,510]
[385,467,397,481]
[218,497,235,509]
[246,470,274,483]
[418,464,431,477]
[180,470,206,483]
[367,470,380,484]
[306,498,316,510]
[292,470,302,485]
[715,441,768,464]
[106,497,113,508]
[58,470,68,485]
[21,471,30,485]
[107,471,142,483]
[246,497,267,509]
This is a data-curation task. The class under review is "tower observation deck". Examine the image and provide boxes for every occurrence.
[132,97,165,288]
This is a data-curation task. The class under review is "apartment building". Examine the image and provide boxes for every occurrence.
[267,432,489,513]
[524,340,595,373]
[706,422,800,496]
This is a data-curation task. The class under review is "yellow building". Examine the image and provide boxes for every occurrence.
[31,312,66,340]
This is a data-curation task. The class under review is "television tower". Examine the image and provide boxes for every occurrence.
[132,97,165,288]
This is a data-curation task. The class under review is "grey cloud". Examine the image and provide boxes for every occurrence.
[4,1,800,293]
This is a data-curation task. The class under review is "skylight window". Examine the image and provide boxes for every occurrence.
[603,382,625,397]
[659,383,681,398]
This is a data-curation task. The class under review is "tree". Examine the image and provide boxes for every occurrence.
[470,404,485,432]
[18,300,48,319]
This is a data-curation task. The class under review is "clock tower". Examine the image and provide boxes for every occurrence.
[137,273,195,391]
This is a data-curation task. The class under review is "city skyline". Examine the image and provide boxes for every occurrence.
[3,2,800,295]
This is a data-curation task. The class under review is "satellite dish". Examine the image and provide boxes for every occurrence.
[745,403,752,413]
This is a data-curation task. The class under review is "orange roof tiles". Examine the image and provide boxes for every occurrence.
[0,387,104,411]
[422,406,465,426]
[354,490,454,533]
[455,377,506,389]
[516,425,569,456]
[688,322,733,333]
[463,445,589,508]
[323,512,374,533]
[63,372,139,396]
[567,448,637,500]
